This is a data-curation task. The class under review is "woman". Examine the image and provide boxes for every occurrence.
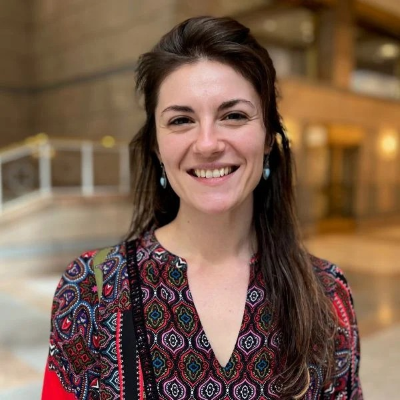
[42,16,362,399]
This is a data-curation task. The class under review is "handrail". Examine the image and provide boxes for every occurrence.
[0,134,131,216]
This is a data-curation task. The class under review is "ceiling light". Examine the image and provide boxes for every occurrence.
[101,135,116,148]
[379,129,398,160]
[306,125,327,147]
[379,43,399,59]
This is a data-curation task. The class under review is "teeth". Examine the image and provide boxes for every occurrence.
[193,167,233,178]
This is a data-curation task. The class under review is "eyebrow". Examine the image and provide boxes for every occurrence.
[161,105,194,115]
[218,99,255,111]
[160,98,255,115]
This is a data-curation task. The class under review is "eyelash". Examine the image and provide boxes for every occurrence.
[223,112,247,121]
[169,112,248,126]
[169,117,192,125]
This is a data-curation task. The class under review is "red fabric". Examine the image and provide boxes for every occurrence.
[42,360,76,400]
[138,359,144,400]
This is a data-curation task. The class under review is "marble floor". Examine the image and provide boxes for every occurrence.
[0,201,399,399]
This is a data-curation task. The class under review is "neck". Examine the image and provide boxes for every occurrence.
[156,197,256,266]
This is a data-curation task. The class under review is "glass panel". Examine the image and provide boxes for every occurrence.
[51,150,82,187]
[352,27,400,99]
[2,155,39,202]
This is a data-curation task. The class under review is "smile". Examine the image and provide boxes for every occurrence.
[189,166,238,179]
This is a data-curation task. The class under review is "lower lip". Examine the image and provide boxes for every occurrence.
[188,171,236,186]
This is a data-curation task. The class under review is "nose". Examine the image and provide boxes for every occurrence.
[192,122,225,156]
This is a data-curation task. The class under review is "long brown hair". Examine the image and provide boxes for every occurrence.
[128,16,336,397]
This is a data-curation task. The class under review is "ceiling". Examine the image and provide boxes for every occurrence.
[360,0,400,17]
[239,2,400,75]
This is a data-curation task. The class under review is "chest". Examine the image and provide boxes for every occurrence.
[139,257,287,398]
[186,264,250,366]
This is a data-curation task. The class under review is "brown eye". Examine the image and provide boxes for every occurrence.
[170,117,192,125]
[224,113,247,121]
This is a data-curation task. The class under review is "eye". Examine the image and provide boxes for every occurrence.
[223,112,248,121]
[169,117,193,126]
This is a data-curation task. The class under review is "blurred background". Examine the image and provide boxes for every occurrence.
[0,0,399,398]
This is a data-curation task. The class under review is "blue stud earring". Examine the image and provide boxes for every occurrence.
[160,163,167,188]
[263,155,270,180]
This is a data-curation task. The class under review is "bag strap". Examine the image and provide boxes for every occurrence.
[93,247,113,301]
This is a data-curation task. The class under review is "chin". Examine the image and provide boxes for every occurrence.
[192,199,239,215]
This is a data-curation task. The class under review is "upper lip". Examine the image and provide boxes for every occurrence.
[187,163,238,171]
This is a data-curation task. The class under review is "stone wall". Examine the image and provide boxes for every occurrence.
[0,0,32,146]
[28,0,269,141]
[30,0,177,140]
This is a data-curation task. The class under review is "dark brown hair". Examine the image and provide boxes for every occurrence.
[128,16,336,397]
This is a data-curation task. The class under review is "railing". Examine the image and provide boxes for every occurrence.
[0,134,130,216]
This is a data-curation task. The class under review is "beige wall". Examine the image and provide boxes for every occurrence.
[0,0,32,146]
[28,0,274,140]
[30,0,178,140]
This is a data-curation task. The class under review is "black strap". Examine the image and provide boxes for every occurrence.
[122,308,138,399]
[126,239,159,400]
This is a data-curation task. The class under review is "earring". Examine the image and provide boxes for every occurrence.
[263,154,270,180]
[160,163,167,188]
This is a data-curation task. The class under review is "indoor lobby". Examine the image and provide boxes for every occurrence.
[0,0,399,399]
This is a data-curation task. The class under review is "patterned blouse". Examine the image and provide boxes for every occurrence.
[42,230,363,399]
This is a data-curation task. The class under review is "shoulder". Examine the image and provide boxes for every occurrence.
[309,255,360,368]
[310,254,354,301]
[51,243,127,329]
[47,244,127,391]
[309,254,359,335]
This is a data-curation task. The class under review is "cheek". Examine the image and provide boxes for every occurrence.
[240,132,266,162]
[157,135,186,169]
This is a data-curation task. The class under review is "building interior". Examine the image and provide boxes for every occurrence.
[0,0,399,398]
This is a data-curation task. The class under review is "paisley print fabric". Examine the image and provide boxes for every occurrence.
[137,231,363,400]
[44,250,101,399]
[43,231,363,399]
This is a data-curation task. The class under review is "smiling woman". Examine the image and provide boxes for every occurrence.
[42,16,363,400]
[155,61,266,215]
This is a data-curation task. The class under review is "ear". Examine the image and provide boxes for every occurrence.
[154,146,162,164]
[264,133,274,155]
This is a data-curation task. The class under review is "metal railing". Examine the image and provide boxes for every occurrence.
[0,134,130,216]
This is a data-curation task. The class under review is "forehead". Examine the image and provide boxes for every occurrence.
[156,60,260,110]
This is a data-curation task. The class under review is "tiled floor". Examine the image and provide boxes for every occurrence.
[0,201,399,399]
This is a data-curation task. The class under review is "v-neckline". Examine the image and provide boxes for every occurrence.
[147,229,257,369]
[189,266,255,370]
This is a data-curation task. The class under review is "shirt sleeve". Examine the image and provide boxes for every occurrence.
[41,251,100,400]
[322,265,363,399]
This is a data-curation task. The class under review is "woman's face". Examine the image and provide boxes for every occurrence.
[155,60,267,216]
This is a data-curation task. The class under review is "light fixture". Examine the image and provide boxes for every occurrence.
[306,125,327,148]
[101,135,116,148]
[379,43,399,59]
[379,129,398,160]
[35,132,49,144]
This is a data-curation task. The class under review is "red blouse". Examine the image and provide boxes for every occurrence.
[42,231,363,399]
